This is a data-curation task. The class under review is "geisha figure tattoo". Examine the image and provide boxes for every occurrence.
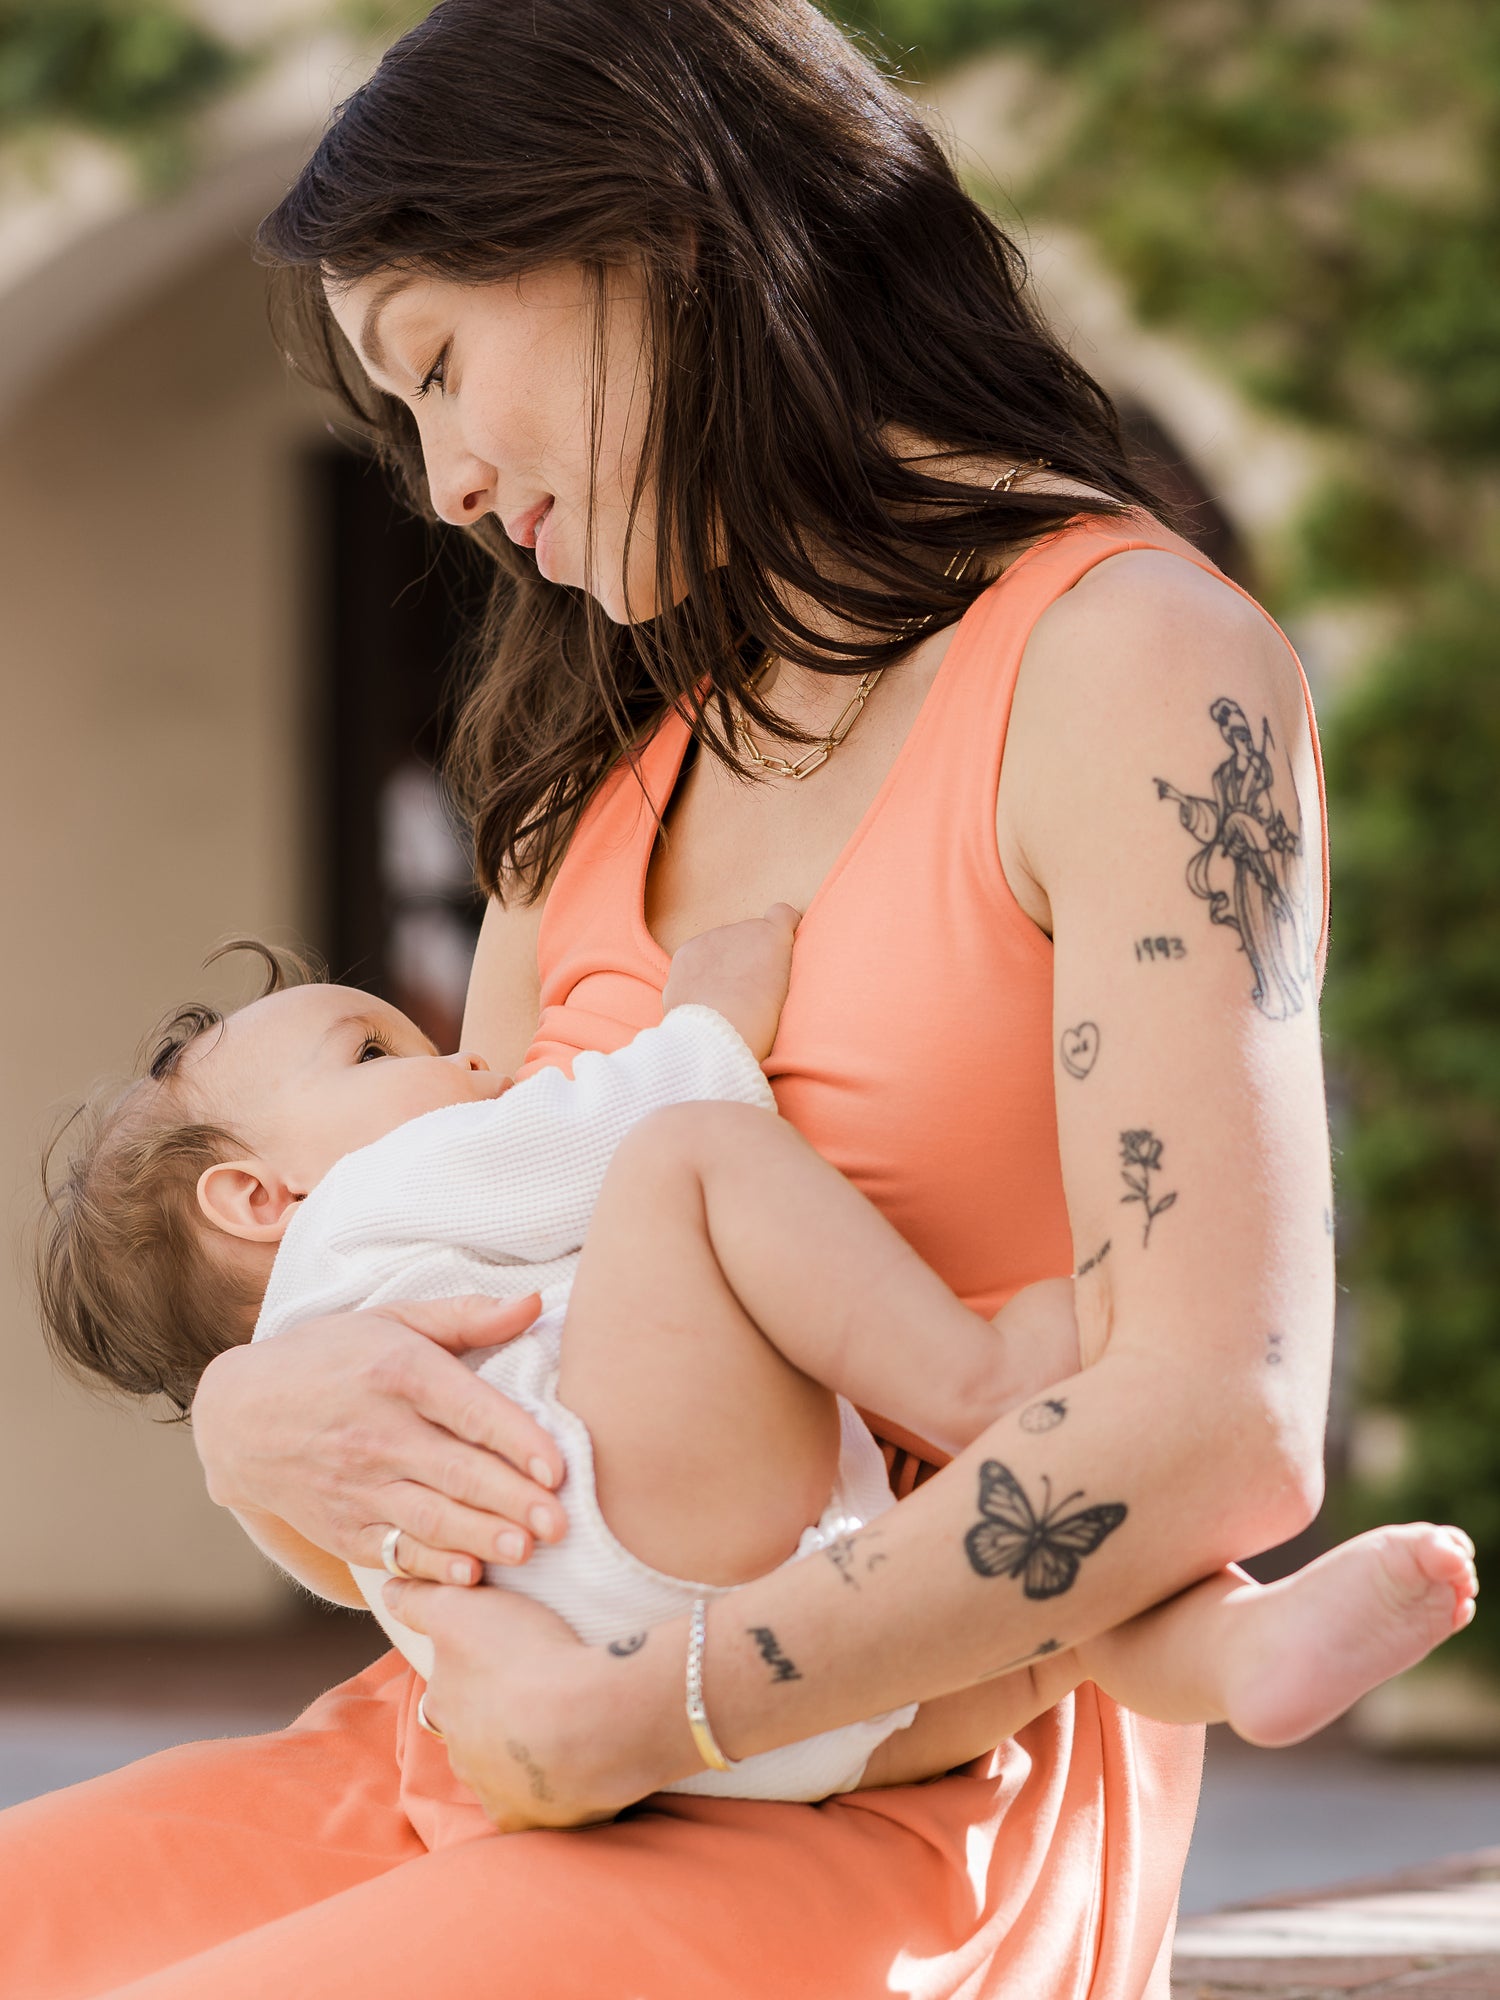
[1155,698,1315,1021]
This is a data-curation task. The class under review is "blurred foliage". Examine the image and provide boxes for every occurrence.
[838,0,1114,74]
[838,0,1500,1660]
[1322,590,1500,1575]
[0,1,245,182]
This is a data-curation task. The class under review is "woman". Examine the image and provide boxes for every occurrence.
[2,1,1333,1994]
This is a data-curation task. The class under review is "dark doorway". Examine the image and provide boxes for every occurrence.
[313,448,490,1052]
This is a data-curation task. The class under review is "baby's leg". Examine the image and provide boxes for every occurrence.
[1074,1526,1478,1746]
[861,1524,1480,1787]
[858,1644,1086,1787]
[557,1102,1034,1587]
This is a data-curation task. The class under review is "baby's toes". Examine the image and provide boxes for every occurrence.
[1432,1526,1479,1587]
[1376,1525,1470,1626]
[1421,1527,1480,1626]
[1406,1524,1468,1582]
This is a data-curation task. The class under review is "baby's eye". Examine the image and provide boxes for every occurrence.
[357,1036,392,1063]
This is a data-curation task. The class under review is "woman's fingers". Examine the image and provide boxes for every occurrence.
[368,1320,566,1497]
[383,1575,582,1664]
[377,1292,542,1355]
[193,1305,568,1585]
[380,1582,639,1830]
[379,1531,485,1588]
[381,1576,447,1638]
[374,1472,558,1572]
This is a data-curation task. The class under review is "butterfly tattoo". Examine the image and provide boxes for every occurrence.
[964,1461,1127,1598]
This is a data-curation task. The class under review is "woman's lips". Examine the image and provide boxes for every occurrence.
[533,499,559,580]
[504,497,553,549]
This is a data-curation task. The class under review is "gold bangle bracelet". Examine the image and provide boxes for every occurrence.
[685,1598,738,1774]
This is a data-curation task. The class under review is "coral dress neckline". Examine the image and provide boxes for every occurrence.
[628,523,1066,971]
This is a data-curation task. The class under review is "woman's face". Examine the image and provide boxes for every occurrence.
[326,262,664,623]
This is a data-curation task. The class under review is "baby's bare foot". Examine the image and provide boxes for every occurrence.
[1223,1524,1478,1749]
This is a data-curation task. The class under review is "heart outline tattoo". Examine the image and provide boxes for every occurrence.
[1060,1022,1101,1080]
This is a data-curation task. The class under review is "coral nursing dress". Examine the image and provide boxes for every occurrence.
[0,511,1324,2000]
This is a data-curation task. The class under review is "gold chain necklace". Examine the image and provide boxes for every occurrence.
[734,460,1047,781]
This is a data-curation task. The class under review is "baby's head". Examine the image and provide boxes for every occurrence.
[37,942,507,1416]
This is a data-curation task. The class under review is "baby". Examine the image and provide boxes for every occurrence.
[38,911,1477,1801]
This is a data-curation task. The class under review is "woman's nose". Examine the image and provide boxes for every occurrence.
[422,422,496,528]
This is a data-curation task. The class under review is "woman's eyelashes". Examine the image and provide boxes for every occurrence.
[412,343,450,399]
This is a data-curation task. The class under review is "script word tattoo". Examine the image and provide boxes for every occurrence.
[1119,1130,1178,1247]
[1155,698,1316,1021]
[1059,1021,1101,1079]
[1323,1205,1336,1238]
[1020,1396,1068,1435]
[822,1529,889,1592]
[1266,1331,1285,1367]
[964,1460,1127,1599]
[747,1626,803,1684]
[1076,1239,1111,1280]
[1134,935,1187,963]
[606,1632,648,1658]
[976,1636,1064,1684]
[504,1738,554,1804]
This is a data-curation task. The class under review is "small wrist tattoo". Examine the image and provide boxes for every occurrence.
[747,1625,803,1683]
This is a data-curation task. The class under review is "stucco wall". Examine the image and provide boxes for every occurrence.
[0,241,330,1624]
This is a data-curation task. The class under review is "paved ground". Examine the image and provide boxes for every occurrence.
[1171,1848,1500,1998]
[2,1626,1498,1993]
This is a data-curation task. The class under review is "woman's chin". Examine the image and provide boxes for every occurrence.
[596,575,665,626]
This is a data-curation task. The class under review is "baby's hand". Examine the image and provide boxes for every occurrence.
[663,904,799,1061]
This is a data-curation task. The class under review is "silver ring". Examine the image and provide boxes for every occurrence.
[380,1524,414,1579]
[416,1689,445,1741]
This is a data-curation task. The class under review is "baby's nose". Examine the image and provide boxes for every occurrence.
[447,1050,490,1073]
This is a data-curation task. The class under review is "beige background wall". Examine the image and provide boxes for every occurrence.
[0,241,330,1624]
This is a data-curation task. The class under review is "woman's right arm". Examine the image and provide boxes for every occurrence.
[191,892,567,1595]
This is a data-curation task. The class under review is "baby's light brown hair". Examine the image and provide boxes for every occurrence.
[35,940,322,1418]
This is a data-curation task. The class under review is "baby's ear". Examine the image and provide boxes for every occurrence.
[196,1161,300,1244]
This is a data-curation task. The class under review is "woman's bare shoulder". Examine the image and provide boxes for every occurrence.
[1027,544,1301,702]
[1012,544,1309,767]
[998,543,1319,925]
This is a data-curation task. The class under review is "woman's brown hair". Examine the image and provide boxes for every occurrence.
[258,0,1171,898]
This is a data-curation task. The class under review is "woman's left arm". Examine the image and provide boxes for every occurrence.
[388,553,1336,1827]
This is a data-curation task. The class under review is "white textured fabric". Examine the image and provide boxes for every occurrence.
[254,1005,915,1801]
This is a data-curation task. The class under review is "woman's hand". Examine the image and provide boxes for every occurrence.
[385,1580,692,1830]
[192,1295,568,1584]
